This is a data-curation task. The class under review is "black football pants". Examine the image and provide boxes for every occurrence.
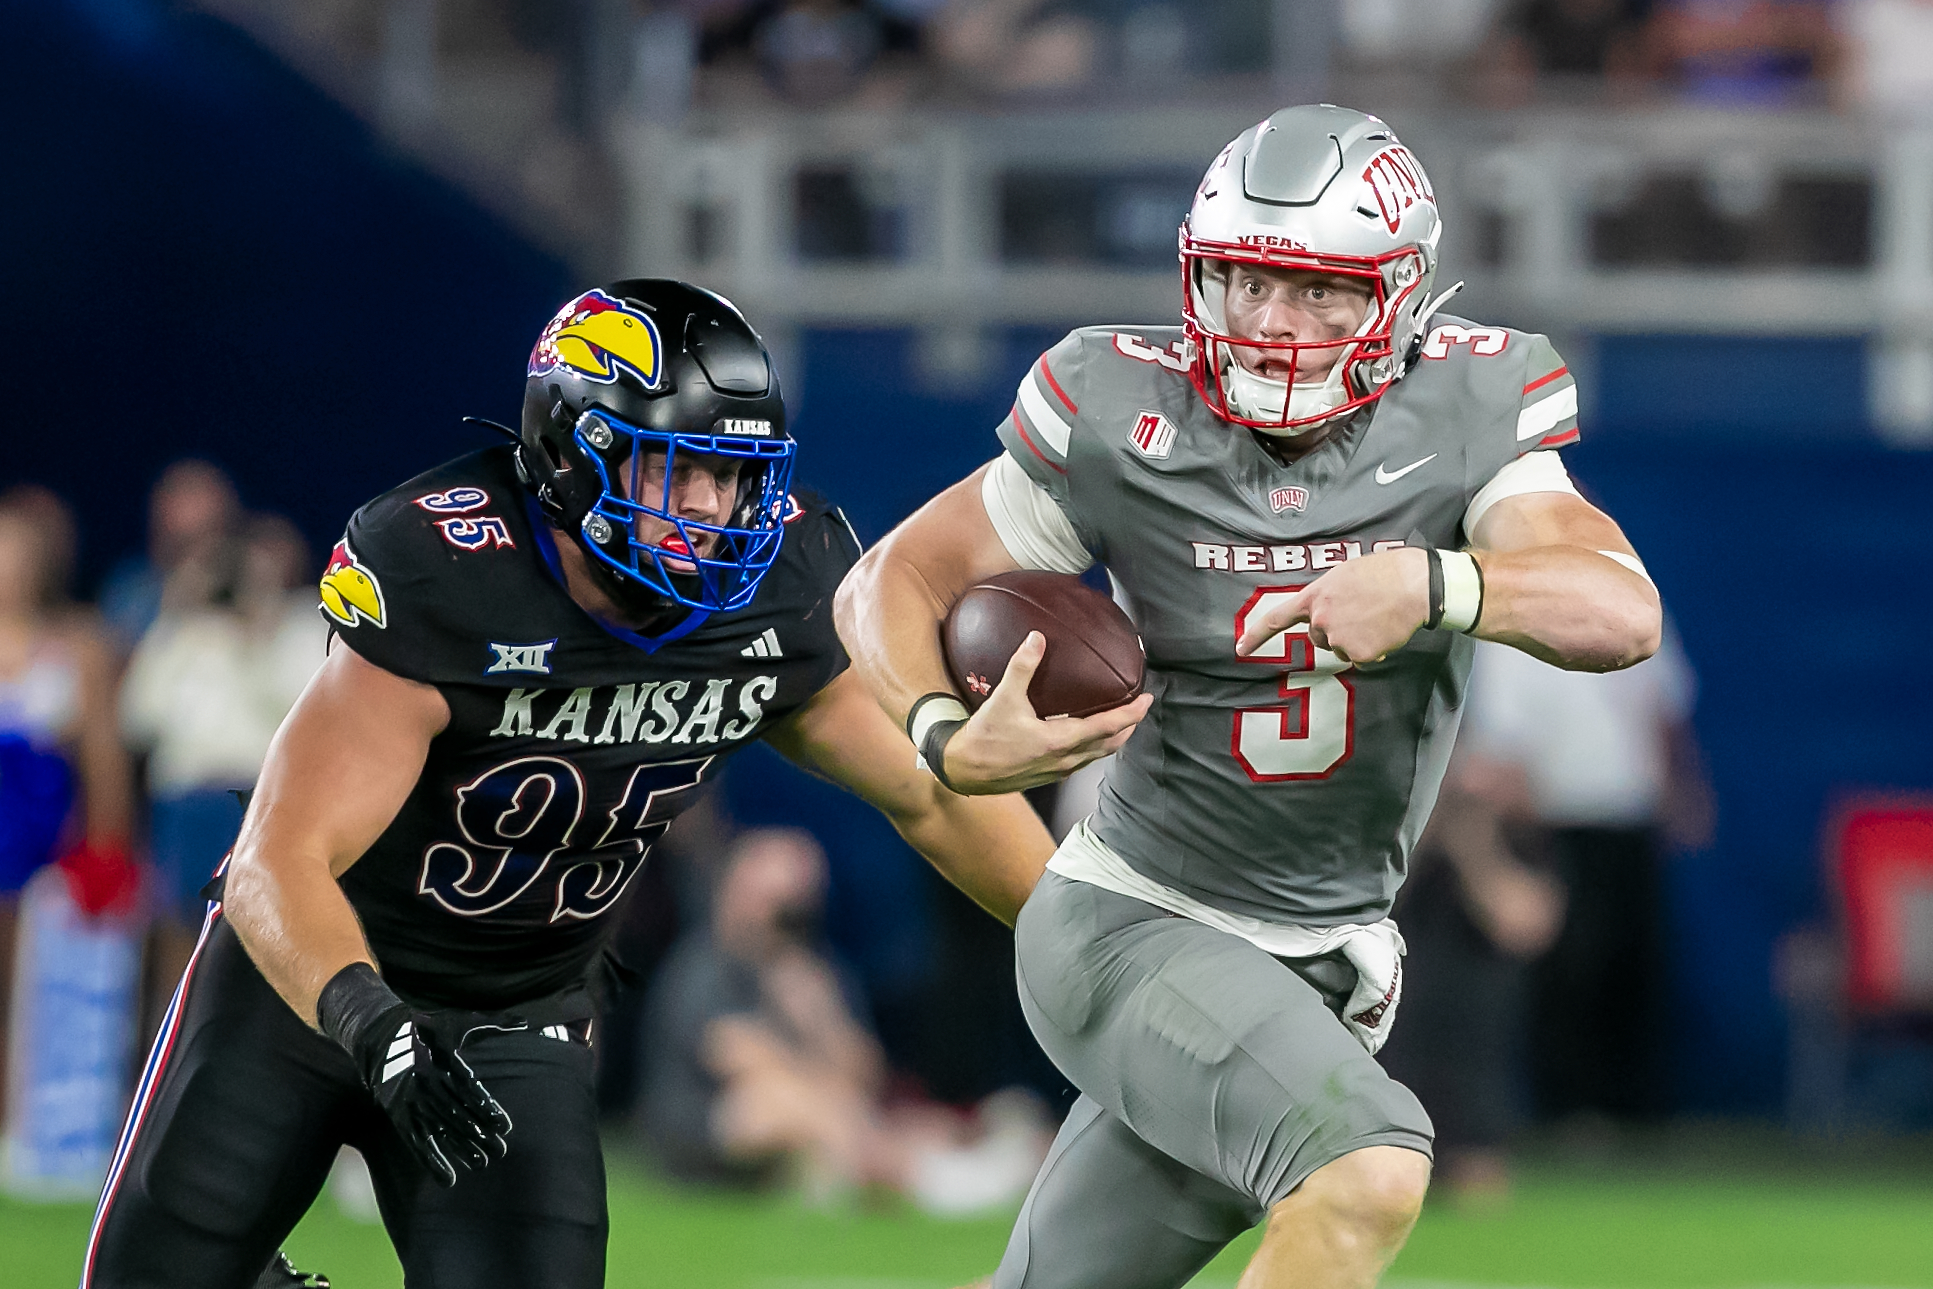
[83,909,607,1289]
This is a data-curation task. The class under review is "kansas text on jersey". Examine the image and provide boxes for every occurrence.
[323,447,858,1007]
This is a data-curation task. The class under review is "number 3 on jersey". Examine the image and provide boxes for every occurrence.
[1232,587,1356,781]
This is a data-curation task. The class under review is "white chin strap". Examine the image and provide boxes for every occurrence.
[1223,352,1352,436]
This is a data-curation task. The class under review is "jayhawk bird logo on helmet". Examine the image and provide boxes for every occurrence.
[517,280,798,621]
[528,290,664,390]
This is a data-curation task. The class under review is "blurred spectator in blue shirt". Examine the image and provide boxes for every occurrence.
[1646,0,1844,103]
[0,487,134,893]
[97,460,238,653]
[755,0,886,100]
[0,486,136,1110]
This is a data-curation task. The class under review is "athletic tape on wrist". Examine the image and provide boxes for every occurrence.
[907,692,970,790]
[1438,549,1483,633]
[906,693,969,749]
[316,961,404,1056]
[918,719,967,792]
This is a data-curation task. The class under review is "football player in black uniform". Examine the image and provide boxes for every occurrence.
[82,281,1054,1289]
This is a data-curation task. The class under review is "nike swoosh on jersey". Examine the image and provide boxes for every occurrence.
[1374,454,1437,484]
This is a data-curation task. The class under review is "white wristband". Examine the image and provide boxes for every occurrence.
[907,695,970,749]
[1438,549,1483,633]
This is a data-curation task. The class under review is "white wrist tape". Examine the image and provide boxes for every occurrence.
[1438,549,1483,633]
[1597,550,1653,586]
[907,695,969,750]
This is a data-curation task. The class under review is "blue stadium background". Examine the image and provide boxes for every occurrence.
[8,0,1932,1117]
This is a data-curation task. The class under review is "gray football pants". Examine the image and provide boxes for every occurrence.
[994,873,1434,1289]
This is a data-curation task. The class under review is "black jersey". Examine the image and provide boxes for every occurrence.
[320,447,858,1008]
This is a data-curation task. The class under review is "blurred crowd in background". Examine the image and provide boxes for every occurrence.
[679,0,1931,110]
[205,0,1933,273]
[393,0,1933,114]
[0,457,1717,1211]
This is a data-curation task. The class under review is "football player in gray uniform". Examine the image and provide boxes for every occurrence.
[834,106,1662,1289]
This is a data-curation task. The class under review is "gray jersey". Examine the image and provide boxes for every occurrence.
[996,318,1579,925]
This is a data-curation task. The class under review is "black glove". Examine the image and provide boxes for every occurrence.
[254,1250,329,1288]
[317,963,519,1187]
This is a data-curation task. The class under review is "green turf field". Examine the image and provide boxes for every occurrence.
[11,1133,1931,1288]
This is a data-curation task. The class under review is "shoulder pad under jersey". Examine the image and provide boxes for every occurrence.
[995,324,1195,486]
[320,447,559,685]
[1408,317,1579,457]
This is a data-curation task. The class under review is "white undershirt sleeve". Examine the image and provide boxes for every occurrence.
[1462,449,1582,540]
[980,452,1095,575]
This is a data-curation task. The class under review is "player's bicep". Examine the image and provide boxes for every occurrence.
[1468,488,1636,559]
[241,642,450,879]
[859,464,1025,606]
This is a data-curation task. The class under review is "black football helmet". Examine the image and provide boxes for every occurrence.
[518,279,795,613]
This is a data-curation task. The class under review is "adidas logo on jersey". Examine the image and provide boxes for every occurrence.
[739,628,782,659]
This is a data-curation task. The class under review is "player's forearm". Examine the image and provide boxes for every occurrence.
[219,645,443,1024]
[891,791,1052,925]
[1471,545,1660,671]
[769,669,1049,924]
[224,836,377,1028]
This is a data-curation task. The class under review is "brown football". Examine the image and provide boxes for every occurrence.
[942,571,1145,718]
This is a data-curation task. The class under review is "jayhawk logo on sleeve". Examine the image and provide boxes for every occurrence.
[319,539,386,629]
[526,289,663,389]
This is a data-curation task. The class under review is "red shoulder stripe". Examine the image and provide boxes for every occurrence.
[1040,361,1079,415]
[1010,407,1068,475]
[1523,366,1570,396]
[1537,428,1581,449]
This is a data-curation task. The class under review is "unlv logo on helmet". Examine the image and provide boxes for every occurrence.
[1361,146,1434,236]
[527,289,664,389]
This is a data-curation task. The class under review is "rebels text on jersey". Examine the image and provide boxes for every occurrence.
[321,447,857,1008]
